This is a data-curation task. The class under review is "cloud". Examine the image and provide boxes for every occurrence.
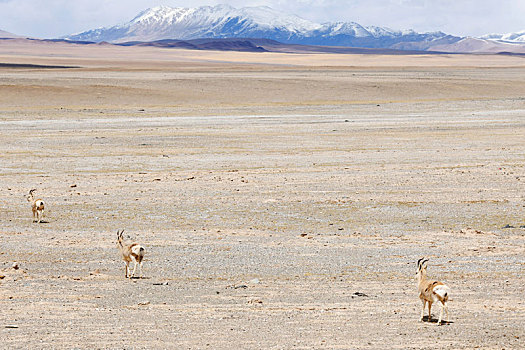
[0,0,524,38]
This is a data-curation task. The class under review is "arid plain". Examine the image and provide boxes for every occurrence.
[1,40,524,349]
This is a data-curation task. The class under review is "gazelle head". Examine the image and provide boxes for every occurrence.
[26,189,37,202]
[116,229,125,247]
[416,257,428,275]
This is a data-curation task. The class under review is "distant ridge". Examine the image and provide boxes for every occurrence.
[116,37,445,55]
[118,38,267,52]
[0,29,25,39]
[0,62,78,69]
[0,36,449,56]
[429,37,525,54]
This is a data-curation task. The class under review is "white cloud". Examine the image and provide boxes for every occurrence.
[0,0,524,38]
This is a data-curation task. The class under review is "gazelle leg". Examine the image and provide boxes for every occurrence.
[438,303,444,325]
[125,263,129,278]
[139,261,143,278]
[131,261,138,278]
[420,300,426,321]
[428,301,433,322]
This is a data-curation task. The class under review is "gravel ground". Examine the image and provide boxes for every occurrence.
[0,47,524,348]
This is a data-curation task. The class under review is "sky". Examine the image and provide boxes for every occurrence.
[1,0,524,39]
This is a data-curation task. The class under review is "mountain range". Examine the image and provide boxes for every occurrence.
[3,5,525,54]
[64,4,525,53]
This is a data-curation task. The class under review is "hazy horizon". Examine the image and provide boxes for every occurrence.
[0,0,524,39]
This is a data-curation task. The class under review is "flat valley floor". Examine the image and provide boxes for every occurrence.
[1,41,524,349]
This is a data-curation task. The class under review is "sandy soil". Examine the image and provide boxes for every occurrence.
[1,41,524,349]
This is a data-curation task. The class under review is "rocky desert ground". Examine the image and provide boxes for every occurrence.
[0,40,524,349]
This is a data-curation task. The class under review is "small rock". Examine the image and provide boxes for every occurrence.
[502,224,515,229]
[353,292,368,297]
[138,301,150,306]
[12,262,19,270]
[70,184,77,188]
[249,278,260,284]
[153,282,169,286]
[5,325,18,329]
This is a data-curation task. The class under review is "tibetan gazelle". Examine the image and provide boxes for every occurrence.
[26,189,45,223]
[116,229,145,279]
[416,258,450,325]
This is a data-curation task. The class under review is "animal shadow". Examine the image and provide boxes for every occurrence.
[424,316,453,325]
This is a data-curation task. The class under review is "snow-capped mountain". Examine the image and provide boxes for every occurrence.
[66,5,319,43]
[64,4,460,50]
[481,30,525,43]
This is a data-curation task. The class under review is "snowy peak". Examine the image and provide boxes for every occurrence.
[129,4,318,32]
[481,30,525,43]
[236,6,320,32]
[322,22,372,37]
[131,5,231,26]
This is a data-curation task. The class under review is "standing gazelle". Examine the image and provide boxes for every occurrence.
[116,230,145,279]
[26,189,45,223]
[416,258,451,325]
